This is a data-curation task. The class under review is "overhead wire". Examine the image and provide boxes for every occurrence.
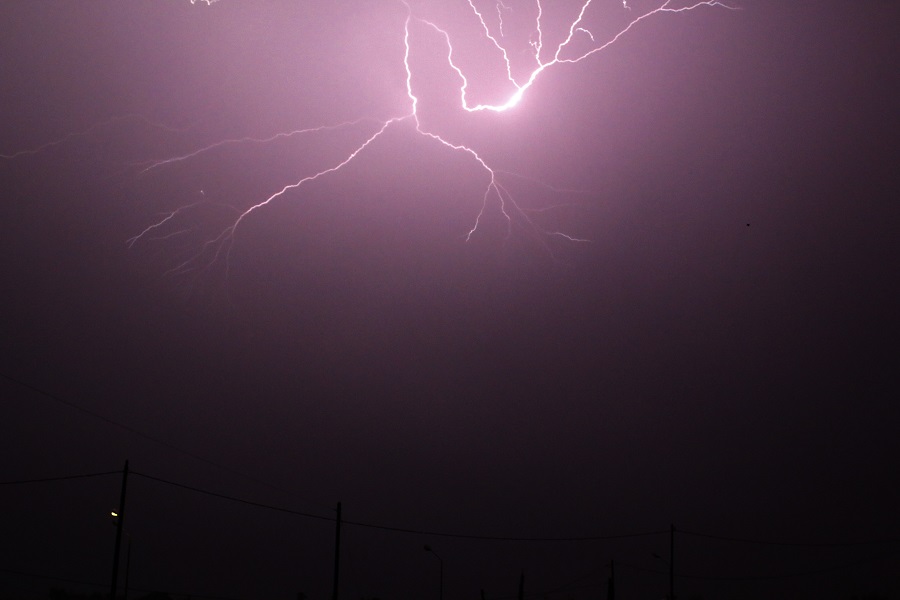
[5,463,898,549]
[617,552,900,582]
[0,471,120,485]
[0,371,329,511]
[131,471,333,523]
[131,470,667,542]
[11,372,897,548]
[4,467,899,593]
[674,554,900,582]
[679,528,900,547]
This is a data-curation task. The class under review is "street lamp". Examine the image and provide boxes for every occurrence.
[423,545,443,600]
[110,512,133,600]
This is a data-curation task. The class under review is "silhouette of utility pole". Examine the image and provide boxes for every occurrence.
[669,524,675,600]
[332,502,342,600]
[110,460,129,600]
[607,559,615,600]
[123,535,132,600]
[518,570,524,600]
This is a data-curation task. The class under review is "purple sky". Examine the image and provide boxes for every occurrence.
[2,1,898,599]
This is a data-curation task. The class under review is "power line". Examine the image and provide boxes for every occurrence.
[6,465,898,550]
[132,471,333,523]
[682,553,900,581]
[617,552,900,582]
[16,370,895,549]
[346,519,666,542]
[2,372,214,460]
[679,528,900,548]
[1,371,328,510]
[0,471,120,485]
[5,468,899,592]
[3,372,152,438]
[132,470,668,542]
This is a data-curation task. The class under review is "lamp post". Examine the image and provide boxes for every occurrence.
[110,460,129,600]
[123,534,132,600]
[423,545,443,600]
[110,511,132,600]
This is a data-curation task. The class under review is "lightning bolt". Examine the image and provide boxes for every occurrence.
[41,0,735,279]
[131,118,379,175]
[496,1,512,38]
[0,114,191,160]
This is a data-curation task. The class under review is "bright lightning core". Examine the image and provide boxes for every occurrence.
[125,0,735,277]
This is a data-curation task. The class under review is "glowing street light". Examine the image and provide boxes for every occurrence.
[110,460,129,600]
[109,511,134,600]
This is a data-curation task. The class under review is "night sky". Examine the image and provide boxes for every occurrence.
[2,1,898,599]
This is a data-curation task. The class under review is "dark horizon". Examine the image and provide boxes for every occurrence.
[2,0,898,599]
